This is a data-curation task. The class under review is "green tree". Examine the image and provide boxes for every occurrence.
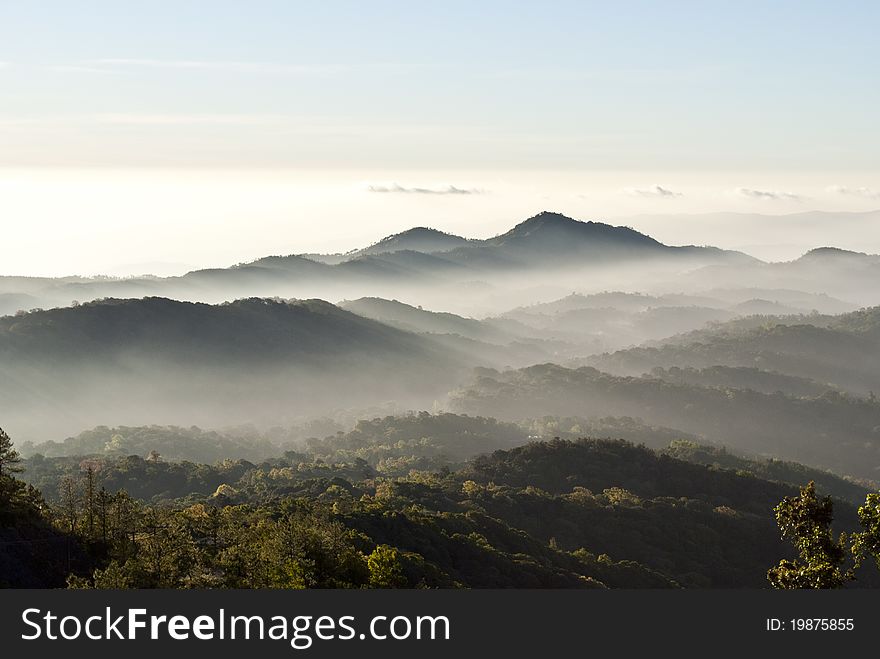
[767,482,853,589]
[852,493,880,571]
[0,427,23,479]
[367,544,407,588]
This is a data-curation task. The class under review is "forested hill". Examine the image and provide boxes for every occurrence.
[20,412,870,505]
[449,364,880,481]
[0,296,439,362]
[589,306,880,395]
[10,431,880,589]
[0,297,469,441]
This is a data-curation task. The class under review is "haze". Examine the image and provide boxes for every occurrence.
[2,1,880,485]
[2,1,879,276]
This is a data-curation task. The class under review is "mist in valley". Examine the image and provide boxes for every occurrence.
[5,208,880,593]
[0,210,878,488]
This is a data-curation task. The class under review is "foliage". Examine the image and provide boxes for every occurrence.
[0,427,23,479]
[767,483,853,589]
[852,494,880,571]
[6,419,880,590]
[367,545,407,588]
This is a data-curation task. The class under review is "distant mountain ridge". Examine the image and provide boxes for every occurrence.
[1,210,875,317]
[487,211,663,249]
[302,227,472,265]
[0,211,760,315]
[797,246,872,261]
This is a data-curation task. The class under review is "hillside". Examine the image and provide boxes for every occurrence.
[588,306,880,395]
[1,453,85,587]
[449,364,880,480]
[340,297,500,340]
[19,431,879,589]
[361,227,472,256]
[0,297,468,441]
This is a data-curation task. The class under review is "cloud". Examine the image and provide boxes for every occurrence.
[45,65,115,74]
[736,187,803,201]
[625,185,682,198]
[367,183,483,195]
[826,185,880,199]
[88,59,341,75]
[91,113,289,126]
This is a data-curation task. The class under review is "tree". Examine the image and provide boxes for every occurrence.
[367,545,407,588]
[0,427,23,479]
[767,482,853,589]
[80,460,102,539]
[852,493,880,571]
[59,476,80,534]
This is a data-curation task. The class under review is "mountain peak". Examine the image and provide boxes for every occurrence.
[490,211,664,251]
[362,226,469,256]
[515,211,583,230]
[800,246,869,260]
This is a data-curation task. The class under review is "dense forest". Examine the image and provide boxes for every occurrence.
[3,417,880,590]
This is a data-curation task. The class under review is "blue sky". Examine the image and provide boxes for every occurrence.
[2,0,878,170]
[1,1,879,275]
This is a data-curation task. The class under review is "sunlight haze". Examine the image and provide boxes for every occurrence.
[1,1,878,275]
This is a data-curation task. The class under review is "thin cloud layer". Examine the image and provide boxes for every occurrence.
[46,58,342,75]
[367,184,483,195]
[625,185,682,198]
[46,64,114,74]
[736,187,802,201]
[827,185,880,199]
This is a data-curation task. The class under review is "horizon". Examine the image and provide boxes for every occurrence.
[2,1,879,276]
[3,203,880,279]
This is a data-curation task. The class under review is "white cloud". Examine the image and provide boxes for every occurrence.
[92,113,290,126]
[826,185,880,199]
[736,187,803,201]
[625,185,682,198]
[88,59,342,75]
[44,65,115,74]
[367,183,483,195]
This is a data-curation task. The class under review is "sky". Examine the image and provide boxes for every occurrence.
[1,0,879,276]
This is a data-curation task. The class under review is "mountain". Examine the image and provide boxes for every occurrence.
[677,247,880,306]
[439,211,754,269]
[730,299,804,316]
[303,227,471,264]
[361,227,471,256]
[487,211,662,251]
[648,365,836,398]
[0,297,470,441]
[613,210,880,264]
[0,212,762,316]
[797,247,872,262]
[338,297,570,368]
[340,296,509,341]
[449,363,880,480]
[588,306,880,395]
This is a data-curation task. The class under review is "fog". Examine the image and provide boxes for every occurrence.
[2,211,880,482]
